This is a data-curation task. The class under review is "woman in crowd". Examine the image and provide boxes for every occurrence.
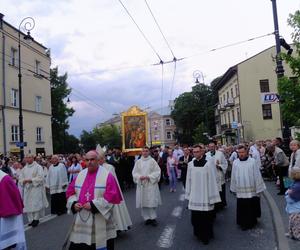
[167,148,178,192]
[285,167,300,240]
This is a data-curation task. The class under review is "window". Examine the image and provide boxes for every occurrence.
[237,107,240,123]
[227,112,231,124]
[223,94,226,103]
[166,131,172,140]
[230,88,234,98]
[166,119,171,126]
[262,104,272,119]
[235,84,239,96]
[11,88,18,107]
[35,96,42,112]
[36,127,43,142]
[260,79,270,93]
[35,60,40,74]
[232,110,235,122]
[11,125,19,142]
[224,113,227,124]
[226,92,229,101]
[10,48,17,66]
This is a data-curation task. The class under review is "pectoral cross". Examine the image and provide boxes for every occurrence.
[85,191,91,201]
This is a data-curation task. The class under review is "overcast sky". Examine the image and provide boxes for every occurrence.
[1,0,299,137]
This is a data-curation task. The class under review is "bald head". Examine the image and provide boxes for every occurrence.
[85,150,100,172]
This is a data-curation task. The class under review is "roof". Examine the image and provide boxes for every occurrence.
[212,45,275,91]
[151,106,173,116]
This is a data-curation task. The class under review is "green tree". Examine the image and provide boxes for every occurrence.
[93,125,122,148]
[193,123,209,145]
[51,67,75,153]
[64,133,81,154]
[171,83,216,144]
[278,10,300,127]
[80,130,97,152]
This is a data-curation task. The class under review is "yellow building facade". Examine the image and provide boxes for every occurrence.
[214,46,294,143]
[0,14,53,156]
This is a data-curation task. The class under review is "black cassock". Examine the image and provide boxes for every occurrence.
[236,196,261,230]
[190,157,215,244]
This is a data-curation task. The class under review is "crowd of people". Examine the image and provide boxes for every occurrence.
[0,137,300,249]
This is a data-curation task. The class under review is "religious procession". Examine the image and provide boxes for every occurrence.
[1,135,300,249]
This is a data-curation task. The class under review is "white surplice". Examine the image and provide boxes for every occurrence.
[19,161,48,213]
[205,150,228,191]
[103,163,132,231]
[185,158,221,211]
[230,157,266,198]
[46,163,68,194]
[132,156,161,208]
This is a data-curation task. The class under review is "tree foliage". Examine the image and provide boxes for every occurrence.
[80,130,97,153]
[50,67,75,153]
[92,125,122,149]
[278,10,300,126]
[80,125,122,153]
[171,83,216,144]
[192,122,209,145]
[64,133,81,154]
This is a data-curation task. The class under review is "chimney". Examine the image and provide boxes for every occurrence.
[0,13,4,29]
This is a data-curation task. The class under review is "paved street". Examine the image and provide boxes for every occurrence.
[25,181,277,250]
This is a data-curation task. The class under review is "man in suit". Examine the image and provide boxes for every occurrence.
[178,147,193,189]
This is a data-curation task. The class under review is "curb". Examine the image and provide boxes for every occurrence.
[263,190,290,250]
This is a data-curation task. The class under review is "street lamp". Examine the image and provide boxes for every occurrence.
[18,17,35,161]
[193,70,204,84]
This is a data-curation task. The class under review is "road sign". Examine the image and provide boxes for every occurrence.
[16,142,27,147]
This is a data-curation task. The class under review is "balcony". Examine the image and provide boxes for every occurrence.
[217,104,226,111]
[224,98,235,107]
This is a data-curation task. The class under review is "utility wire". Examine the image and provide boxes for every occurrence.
[144,0,175,59]
[71,88,105,112]
[169,59,177,100]
[160,62,164,113]
[0,32,274,77]
[184,32,275,59]
[117,0,163,63]
[70,92,106,113]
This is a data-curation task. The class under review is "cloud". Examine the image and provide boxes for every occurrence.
[1,0,299,137]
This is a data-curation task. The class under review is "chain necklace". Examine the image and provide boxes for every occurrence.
[78,209,91,223]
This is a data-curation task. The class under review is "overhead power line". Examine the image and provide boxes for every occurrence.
[117,0,163,63]
[144,0,175,59]
[0,31,274,78]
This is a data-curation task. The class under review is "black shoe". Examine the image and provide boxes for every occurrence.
[31,220,39,227]
[145,219,152,225]
[151,219,158,227]
[202,240,209,245]
[28,221,33,226]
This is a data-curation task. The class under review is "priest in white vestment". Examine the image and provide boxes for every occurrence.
[205,142,228,210]
[0,169,26,250]
[185,144,221,245]
[230,145,266,230]
[132,146,161,226]
[19,155,48,227]
[65,150,122,250]
[46,155,68,215]
[95,146,132,232]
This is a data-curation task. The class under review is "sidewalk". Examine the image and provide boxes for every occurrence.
[265,181,300,250]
